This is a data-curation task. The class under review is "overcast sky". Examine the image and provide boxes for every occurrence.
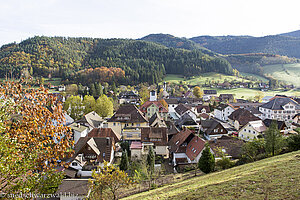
[1,0,300,46]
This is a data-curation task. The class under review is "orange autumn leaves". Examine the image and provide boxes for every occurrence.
[0,81,74,171]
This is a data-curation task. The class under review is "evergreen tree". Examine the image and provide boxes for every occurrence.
[265,120,284,156]
[120,150,129,171]
[89,84,96,97]
[198,143,215,173]
[147,146,155,174]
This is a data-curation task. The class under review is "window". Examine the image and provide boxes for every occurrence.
[103,153,105,157]
[136,123,140,127]
[113,123,116,126]
[244,129,246,132]
[72,162,78,166]
[175,141,179,145]
[248,130,251,133]
[132,123,134,126]
[127,134,132,138]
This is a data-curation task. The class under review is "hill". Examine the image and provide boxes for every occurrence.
[0,36,233,85]
[280,30,300,37]
[190,35,300,59]
[140,34,214,55]
[123,150,300,200]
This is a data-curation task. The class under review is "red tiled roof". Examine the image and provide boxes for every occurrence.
[186,136,206,161]
[169,129,194,152]
[140,101,168,113]
[130,141,142,149]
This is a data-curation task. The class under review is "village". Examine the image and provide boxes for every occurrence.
[55,82,300,199]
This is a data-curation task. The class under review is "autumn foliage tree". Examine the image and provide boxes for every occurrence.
[0,81,74,193]
[90,161,133,200]
[193,86,203,98]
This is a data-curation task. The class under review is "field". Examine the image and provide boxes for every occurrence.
[163,73,250,85]
[240,72,268,82]
[263,63,300,87]
[162,73,299,99]
[123,150,300,200]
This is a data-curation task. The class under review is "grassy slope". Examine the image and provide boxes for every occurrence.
[123,150,300,200]
[240,72,268,82]
[263,63,300,87]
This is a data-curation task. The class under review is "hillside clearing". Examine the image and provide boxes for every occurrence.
[123,150,300,200]
[263,63,300,87]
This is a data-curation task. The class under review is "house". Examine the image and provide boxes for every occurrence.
[165,120,180,141]
[293,113,300,124]
[69,122,89,144]
[175,113,199,130]
[259,97,300,121]
[56,179,90,200]
[209,135,244,159]
[263,119,288,134]
[183,91,195,99]
[228,108,261,130]
[149,112,167,127]
[196,105,211,114]
[219,94,234,103]
[107,104,149,137]
[130,141,143,160]
[175,104,197,120]
[88,128,121,143]
[76,111,104,131]
[200,118,228,140]
[118,90,141,105]
[203,90,217,101]
[214,104,235,121]
[238,120,267,141]
[246,107,263,119]
[141,127,169,158]
[165,98,179,112]
[140,100,168,120]
[58,85,66,92]
[229,102,262,110]
[75,137,115,165]
[169,129,206,166]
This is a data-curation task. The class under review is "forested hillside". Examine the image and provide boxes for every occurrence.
[140,34,214,55]
[0,36,233,85]
[190,35,300,58]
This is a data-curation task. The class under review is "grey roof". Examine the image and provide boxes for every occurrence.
[176,113,198,127]
[260,97,300,110]
[107,104,148,123]
[215,104,230,111]
[204,90,217,95]
[69,122,89,132]
[201,119,220,135]
[165,98,179,104]
[175,104,190,115]
[76,111,103,128]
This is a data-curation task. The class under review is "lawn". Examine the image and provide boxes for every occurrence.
[123,150,300,200]
[263,63,300,87]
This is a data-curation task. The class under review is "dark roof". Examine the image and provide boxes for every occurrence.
[215,104,231,111]
[88,128,121,142]
[201,119,224,135]
[209,135,244,159]
[260,97,300,110]
[56,179,90,196]
[228,108,260,126]
[169,129,194,152]
[149,112,166,127]
[165,120,180,136]
[204,90,217,95]
[246,107,263,115]
[165,98,179,104]
[175,104,191,115]
[186,136,206,161]
[293,113,300,119]
[141,127,168,146]
[263,119,287,130]
[176,113,198,127]
[107,104,148,123]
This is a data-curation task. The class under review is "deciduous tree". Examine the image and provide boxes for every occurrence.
[265,121,284,156]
